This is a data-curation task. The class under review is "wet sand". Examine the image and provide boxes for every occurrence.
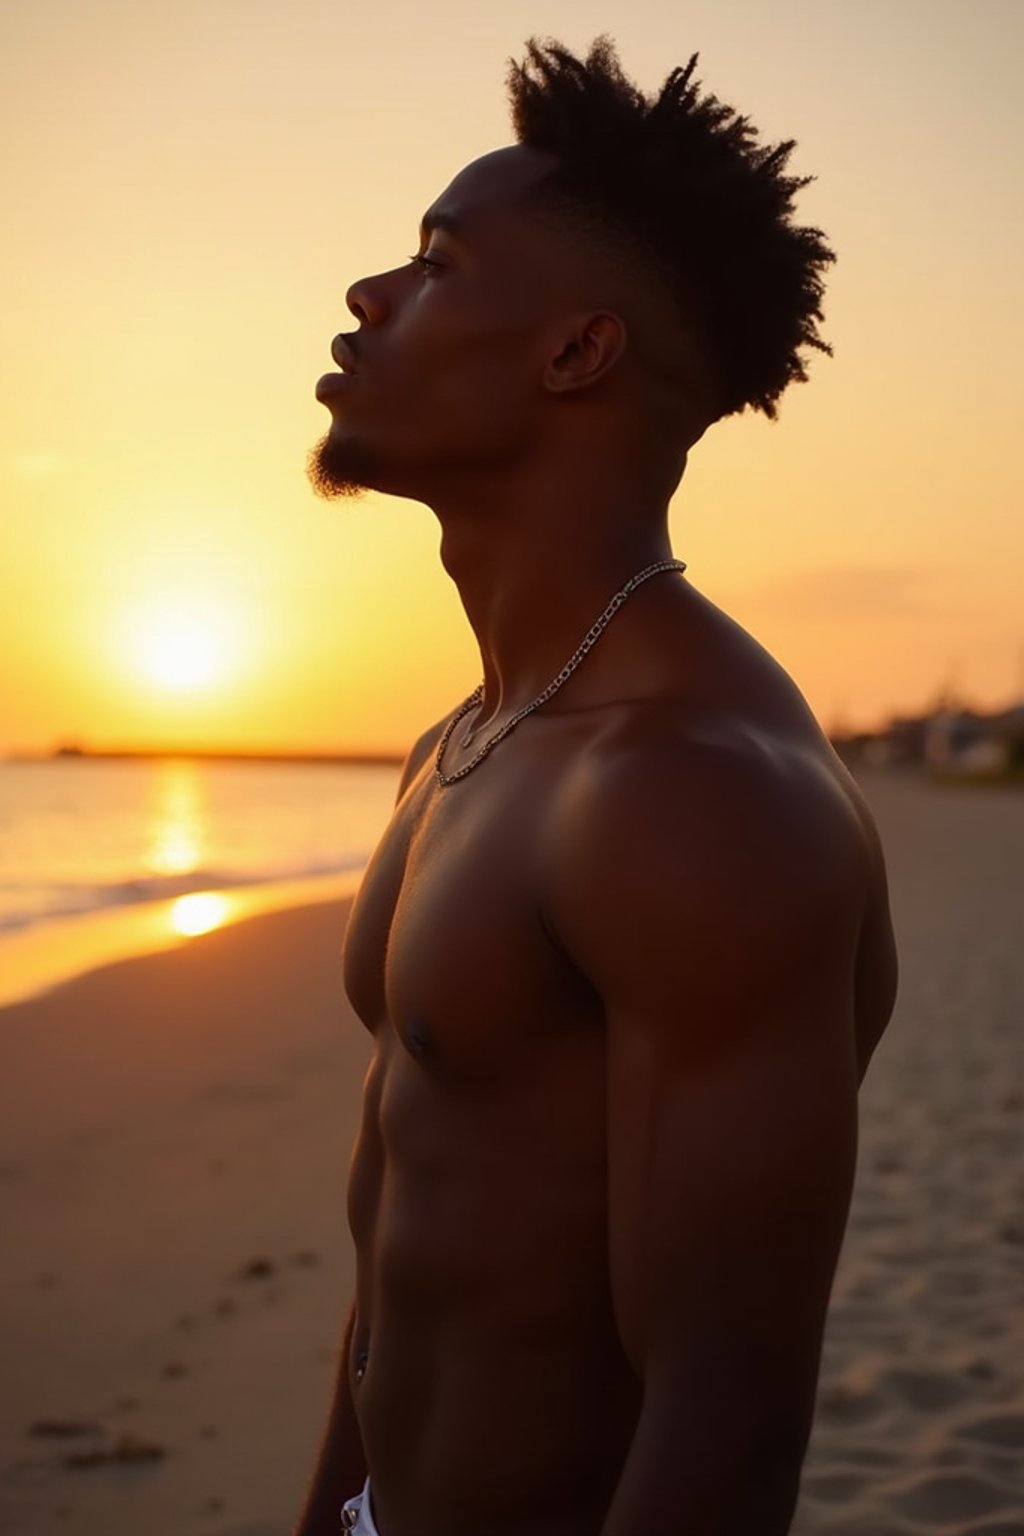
[0,770,1021,1534]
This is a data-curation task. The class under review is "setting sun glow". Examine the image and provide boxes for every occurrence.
[129,597,239,694]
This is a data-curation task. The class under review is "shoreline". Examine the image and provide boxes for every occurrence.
[0,868,367,1012]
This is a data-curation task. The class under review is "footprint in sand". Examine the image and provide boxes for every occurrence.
[835,1443,903,1470]
[956,1412,1024,1450]
[799,1469,869,1504]
[63,1432,167,1469]
[28,1420,103,1441]
[882,1367,973,1413]
[888,1472,1013,1525]
[234,1256,276,1282]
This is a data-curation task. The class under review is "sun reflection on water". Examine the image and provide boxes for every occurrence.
[146,760,205,876]
[170,891,230,937]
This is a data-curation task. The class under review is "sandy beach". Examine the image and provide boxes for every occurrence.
[1,769,1021,1535]
[0,900,370,1536]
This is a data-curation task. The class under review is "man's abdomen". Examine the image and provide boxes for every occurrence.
[347,1038,641,1536]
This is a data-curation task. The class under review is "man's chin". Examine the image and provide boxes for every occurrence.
[306,434,372,501]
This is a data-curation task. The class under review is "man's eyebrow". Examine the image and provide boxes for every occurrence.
[420,209,464,239]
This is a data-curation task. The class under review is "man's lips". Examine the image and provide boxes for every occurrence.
[316,335,360,403]
[331,335,359,374]
[315,370,356,402]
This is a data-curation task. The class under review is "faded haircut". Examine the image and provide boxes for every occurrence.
[507,37,835,420]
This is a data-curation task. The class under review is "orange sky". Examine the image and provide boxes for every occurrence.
[2,0,1022,754]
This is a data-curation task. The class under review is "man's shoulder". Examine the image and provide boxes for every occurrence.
[548,579,873,881]
[394,712,455,800]
[535,705,880,1049]
[545,702,871,925]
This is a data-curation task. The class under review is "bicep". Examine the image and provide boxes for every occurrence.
[606,984,858,1432]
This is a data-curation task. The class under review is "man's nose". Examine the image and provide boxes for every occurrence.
[345,272,389,326]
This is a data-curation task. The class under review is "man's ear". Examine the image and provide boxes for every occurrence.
[543,311,627,395]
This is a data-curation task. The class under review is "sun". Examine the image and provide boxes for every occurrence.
[129,593,241,694]
[149,626,220,689]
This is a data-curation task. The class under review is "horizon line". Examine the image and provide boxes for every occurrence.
[4,744,407,767]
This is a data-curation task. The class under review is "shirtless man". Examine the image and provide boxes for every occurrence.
[295,38,898,1536]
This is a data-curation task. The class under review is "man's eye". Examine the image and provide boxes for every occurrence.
[408,253,443,274]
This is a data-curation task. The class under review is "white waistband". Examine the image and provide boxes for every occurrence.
[341,1477,380,1536]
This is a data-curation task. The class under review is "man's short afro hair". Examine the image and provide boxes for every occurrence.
[507,37,835,421]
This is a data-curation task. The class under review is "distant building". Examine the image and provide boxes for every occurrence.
[832,702,1024,780]
[925,704,1024,777]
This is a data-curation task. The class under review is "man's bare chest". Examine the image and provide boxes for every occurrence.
[341,759,593,1070]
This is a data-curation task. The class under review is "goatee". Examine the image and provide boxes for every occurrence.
[306,434,369,501]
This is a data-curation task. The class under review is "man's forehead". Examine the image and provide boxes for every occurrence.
[421,145,557,236]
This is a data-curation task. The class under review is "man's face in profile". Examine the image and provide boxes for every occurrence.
[309,145,568,504]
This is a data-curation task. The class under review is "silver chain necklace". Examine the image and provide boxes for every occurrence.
[435,557,687,788]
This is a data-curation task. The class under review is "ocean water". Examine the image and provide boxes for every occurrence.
[0,757,402,936]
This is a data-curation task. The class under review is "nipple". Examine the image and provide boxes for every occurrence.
[407,1021,429,1057]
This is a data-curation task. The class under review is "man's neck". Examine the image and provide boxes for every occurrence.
[435,480,676,729]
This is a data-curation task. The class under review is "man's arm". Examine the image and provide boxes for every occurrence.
[293,1301,367,1536]
[544,738,867,1535]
